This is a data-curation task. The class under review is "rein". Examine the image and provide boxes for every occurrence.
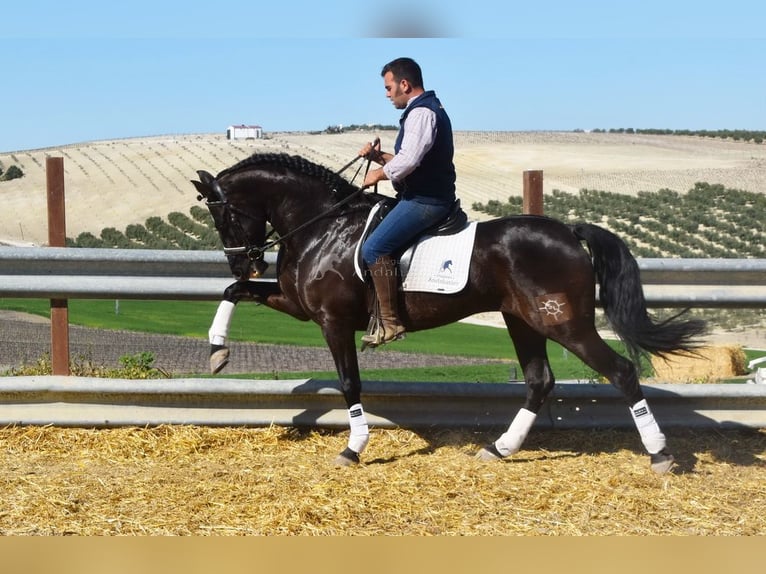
[215,154,372,264]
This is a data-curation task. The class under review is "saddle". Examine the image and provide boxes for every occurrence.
[354,198,468,281]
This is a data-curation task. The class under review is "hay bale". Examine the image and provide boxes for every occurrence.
[651,345,747,382]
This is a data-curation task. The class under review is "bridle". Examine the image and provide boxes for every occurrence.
[201,153,373,275]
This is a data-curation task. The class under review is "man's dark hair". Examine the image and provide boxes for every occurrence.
[381,57,424,88]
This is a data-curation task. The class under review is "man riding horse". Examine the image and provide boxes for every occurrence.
[358,57,457,347]
[194,57,705,472]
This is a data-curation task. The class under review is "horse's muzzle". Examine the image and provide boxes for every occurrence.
[227,257,252,282]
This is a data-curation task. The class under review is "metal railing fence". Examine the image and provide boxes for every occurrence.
[1,247,765,307]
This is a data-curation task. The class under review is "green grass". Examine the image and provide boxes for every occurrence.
[0,297,524,354]
[1,298,227,339]
[1,297,739,382]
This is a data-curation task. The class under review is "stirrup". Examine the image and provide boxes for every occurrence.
[361,318,405,350]
[361,315,381,351]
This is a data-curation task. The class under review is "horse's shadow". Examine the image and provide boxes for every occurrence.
[282,379,765,472]
[362,434,585,467]
[279,420,764,473]
[488,427,762,473]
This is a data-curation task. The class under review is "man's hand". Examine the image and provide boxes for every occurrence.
[359,137,385,163]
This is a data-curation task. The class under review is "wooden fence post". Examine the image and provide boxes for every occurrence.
[523,170,543,215]
[46,157,70,375]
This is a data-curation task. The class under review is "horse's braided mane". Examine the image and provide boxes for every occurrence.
[217,152,360,198]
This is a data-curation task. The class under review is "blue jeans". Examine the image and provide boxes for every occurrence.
[361,197,453,265]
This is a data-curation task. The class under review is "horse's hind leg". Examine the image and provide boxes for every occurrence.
[557,328,675,474]
[476,314,554,461]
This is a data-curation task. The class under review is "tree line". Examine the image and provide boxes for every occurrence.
[588,128,764,144]
[473,182,765,259]
[67,205,224,250]
[69,181,764,260]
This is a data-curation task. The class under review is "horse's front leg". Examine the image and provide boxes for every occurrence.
[321,322,369,467]
[208,280,309,374]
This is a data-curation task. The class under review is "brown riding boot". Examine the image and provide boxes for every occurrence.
[361,256,406,346]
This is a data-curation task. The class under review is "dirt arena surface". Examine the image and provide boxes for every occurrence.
[1,424,764,535]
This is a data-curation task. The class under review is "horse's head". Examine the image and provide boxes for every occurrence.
[192,169,268,281]
[192,153,368,281]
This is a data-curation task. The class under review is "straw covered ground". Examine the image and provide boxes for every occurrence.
[1,424,764,535]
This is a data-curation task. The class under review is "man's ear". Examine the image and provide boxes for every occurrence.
[401,79,412,94]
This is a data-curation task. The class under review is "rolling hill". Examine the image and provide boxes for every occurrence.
[1,130,765,247]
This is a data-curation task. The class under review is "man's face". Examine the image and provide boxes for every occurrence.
[383,71,410,109]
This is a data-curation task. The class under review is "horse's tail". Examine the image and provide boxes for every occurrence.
[571,223,706,362]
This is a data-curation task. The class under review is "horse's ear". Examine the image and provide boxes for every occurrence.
[193,170,226,203]
[197,170,215,185]
[191,179,210,201]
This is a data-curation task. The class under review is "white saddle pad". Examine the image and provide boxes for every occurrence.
[400,222,477,294]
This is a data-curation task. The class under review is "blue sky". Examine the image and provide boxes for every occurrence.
[1,1,764,152]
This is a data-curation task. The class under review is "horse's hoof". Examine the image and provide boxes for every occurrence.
[333,447,360,467]
[209,345,230,374]
[650,449,675,474]
[475,444,503,461]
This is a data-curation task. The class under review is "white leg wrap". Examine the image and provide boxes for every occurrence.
[494,408,537,457]
[630,399,666,455]
[347,403,370,454]
[208,300,236,346]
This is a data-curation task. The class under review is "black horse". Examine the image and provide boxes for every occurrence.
[192,152,705,473]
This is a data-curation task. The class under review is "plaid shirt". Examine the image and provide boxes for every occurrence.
[382,105,437,184]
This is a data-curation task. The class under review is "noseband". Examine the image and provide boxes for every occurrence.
[210,201,271,258]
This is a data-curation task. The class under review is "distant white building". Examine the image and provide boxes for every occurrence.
[227,124,263,140]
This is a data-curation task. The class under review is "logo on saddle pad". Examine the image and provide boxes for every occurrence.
[354,201,477,294]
